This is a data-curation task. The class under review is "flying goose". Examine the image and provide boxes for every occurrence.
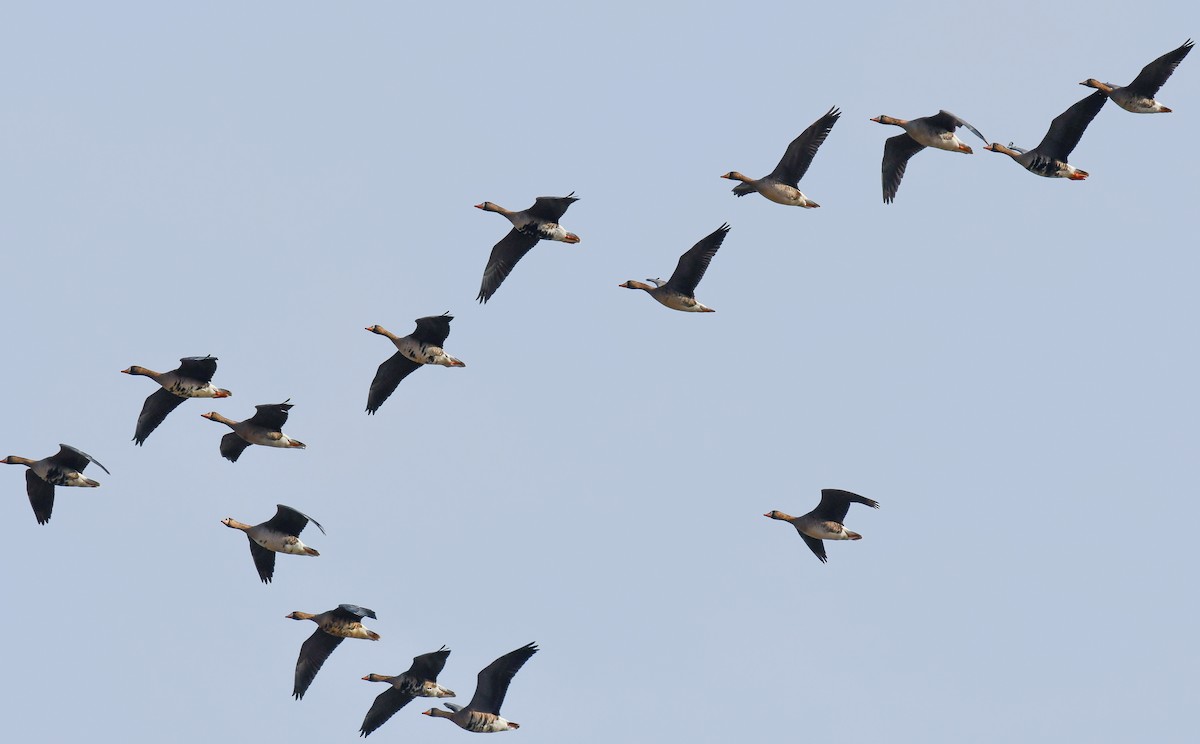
[1081,39,1193,113]
[3,444,110,525]
[122,355,231,445]
[222,504,325,583]
[619,223,729,312]
[287,604,381,700]
[722,107,841,207]
[983,91,1107,179]
[765,489,880,563]
[476,193,580,303]
[870,111,988,203]
[422,642,538,732]
[365,313,465,414]
[360,646,455,737]
[201,400,305,462]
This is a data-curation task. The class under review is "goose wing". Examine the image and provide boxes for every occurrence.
[799,532,829,564]
[408,646,451,680]
[25,470,54,525]
[929,110,988,143]
[811,488,880,523]
[219,432,252,463]
[245,401,293,431]
[360,686,419,736]
[1034,90,1107,161]
[477,229,541,303]
[175,355,218,383]
[524,193,577,223]
[263,504,325,536]
[294,628,344,700]
[466,642,538,715]
[765,107,841,186]
[248,540,277,583]
[50,444,109,475]
[663,223,730,296]
[333,604,377,621]
[880,134,926,204]
[132,388,187,445]
[412,313,454,347]
[366,352,422,414]
[1126,39,1193,97]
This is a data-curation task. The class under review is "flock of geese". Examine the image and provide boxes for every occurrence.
[4,37,1193,736]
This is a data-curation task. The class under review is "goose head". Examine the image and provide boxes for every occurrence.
[619,280,656,291]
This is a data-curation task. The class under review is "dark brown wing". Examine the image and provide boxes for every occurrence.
[477,229,541,304]
[245,401,293,430]
[248,539,277,583]
[799,532,829,563]
[411,313,453,347]
[294,629,344,700]
[219,432,252,462]
[466,642,538,715]
[931,110,987,143]
[524,193,577,222]
[880,134,926,204]
[366,352,422,414]
[1034,91,1107,161]
[50,444,109,475]
[25,470,54,525]
[765,107,841,186]
[1126,39,1194,97]
[333,604,377,621]
[175,355,218,383]
[263,504,324,536]
[132,388,187,445]
[360,686,417,737]
[663,224,730,296]
[811,488,880,523]
[407,646,451,680]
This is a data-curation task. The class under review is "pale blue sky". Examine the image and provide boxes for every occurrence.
[2,2,1198,742]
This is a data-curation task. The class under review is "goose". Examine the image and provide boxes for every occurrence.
[360,646,455,737]
[287,604,381,700]
[765,489,880,563]
[3,444,110,525]
[1081,39,1193,113]
[422,642,538,732]
[722,107,840,207]
[869,111,988,203]
[620,223,729,312]
[122,355,231,445]
[365,313,465,415]
[476,193,580,303]
[201,400,305,462]
[983,91,1107,179]
[222,504,325,583]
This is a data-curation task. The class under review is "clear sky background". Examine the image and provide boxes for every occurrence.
[2,2,1197,742]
